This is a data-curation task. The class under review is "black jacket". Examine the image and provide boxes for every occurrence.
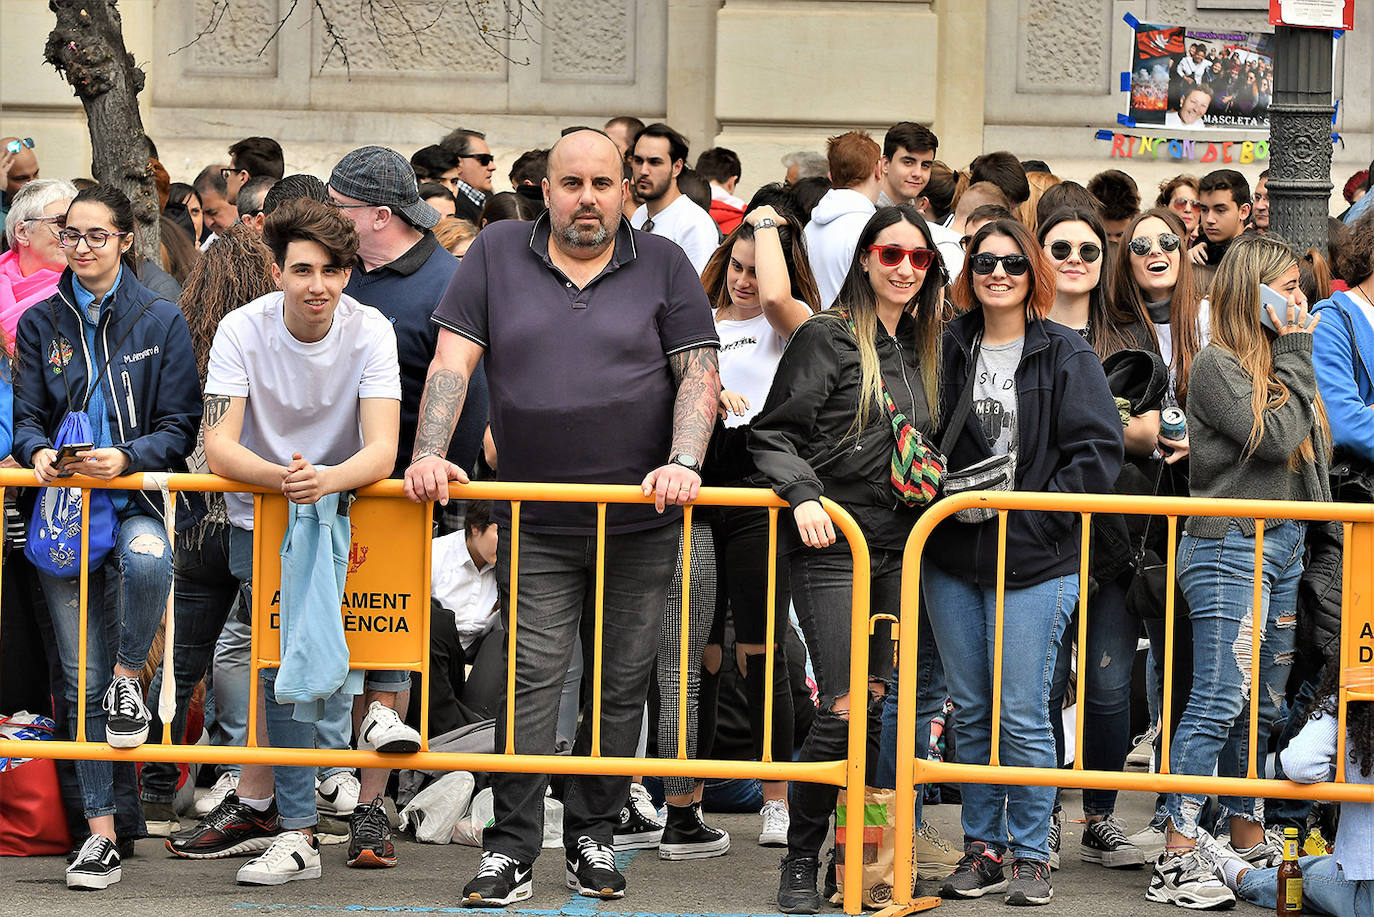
[748,310,931,549]
[927,311,1123,586]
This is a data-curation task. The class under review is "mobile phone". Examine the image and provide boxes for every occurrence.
[1259,283,1291,333]
[54,442,92,476]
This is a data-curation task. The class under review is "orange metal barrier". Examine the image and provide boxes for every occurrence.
[887,491,1374,915]
[0,471,876,914]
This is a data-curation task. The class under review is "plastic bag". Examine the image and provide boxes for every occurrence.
[399,770,475,844]
[453,786,494,847]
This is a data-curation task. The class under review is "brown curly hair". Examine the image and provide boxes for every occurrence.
[176,223,276,383]
[1337,209,1374,288]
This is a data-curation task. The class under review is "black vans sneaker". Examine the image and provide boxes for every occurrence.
[1080,816,1145,869]
[659,801,730,860]
[1005,858,1053,906]
[66,835,122,890]
[462,851,533,907]
[566,835,625,899]
[939,841,1009,899]
[777,854,821,914]
[103,675,150,748]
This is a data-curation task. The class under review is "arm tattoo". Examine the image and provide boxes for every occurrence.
[668,347,721,462]
[203,394,231,429]
[413,369,469,460]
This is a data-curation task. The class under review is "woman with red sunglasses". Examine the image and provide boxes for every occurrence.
[749,204,951,913]
[923,218,1122,906]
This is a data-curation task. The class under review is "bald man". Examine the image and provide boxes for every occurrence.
[0,137,41,228]
[406,128,720,906]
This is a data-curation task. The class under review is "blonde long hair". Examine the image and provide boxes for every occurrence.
[1208,234,1329,468]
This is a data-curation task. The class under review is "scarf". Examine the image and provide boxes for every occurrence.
[0,249,61,343]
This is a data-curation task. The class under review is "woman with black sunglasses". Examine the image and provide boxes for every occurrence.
[924,218,1122,907]
[749,204,950,913]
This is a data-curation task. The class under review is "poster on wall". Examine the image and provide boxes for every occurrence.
[1129,23,1274,131]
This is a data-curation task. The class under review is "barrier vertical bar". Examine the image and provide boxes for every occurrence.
[1073,512,1091,769]
[591,502,606,758]
[1337,521,1353,783]
[1160,515,1178,774]
[1247,524,1265,780]
[420,501,434,751]
[76,488,91,742]
[247,494,262,748]
[761,507,778,763]
[990,509,1009,767]
[678,507,692,759]
[841,499,871,917]
[504,500,521,755]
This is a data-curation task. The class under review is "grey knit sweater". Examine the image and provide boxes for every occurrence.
[1184,332,1331,537]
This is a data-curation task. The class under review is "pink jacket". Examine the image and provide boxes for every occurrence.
[0,249,62,344]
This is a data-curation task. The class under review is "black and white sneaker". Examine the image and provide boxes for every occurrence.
[103,675,150,748]
[566,835,626,899]
[235,830,321,885]
[357,701,421,754]
[462,851,533,907]
[66,834,122,890]
[939,841,1009,899]
[613,782,664,851]
[1145,849,1237,910]
[1080,815,1145,868]
[1047,807,1062,870]
[659,802,730,860]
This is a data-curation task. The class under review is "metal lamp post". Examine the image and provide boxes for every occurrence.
[1267,25,1335,254]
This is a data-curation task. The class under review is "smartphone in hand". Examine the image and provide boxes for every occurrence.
[1259,283,1290,334]
[54,442,93,477]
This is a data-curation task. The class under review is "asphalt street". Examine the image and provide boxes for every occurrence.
[6,787,1266,917]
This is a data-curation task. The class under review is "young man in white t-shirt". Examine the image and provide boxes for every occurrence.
[200,197,408,885]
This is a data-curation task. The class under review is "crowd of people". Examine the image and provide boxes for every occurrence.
[0,119,1371,916]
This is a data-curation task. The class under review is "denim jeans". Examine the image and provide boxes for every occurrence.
[875,599,944,830]
[1048,578,1140,815]
[40,513,174,819]
[1161,520,1303,837]
[785,542,901,861]
[922,563,1076,862]
[484,522,678,864]
[1237,856,1373,916]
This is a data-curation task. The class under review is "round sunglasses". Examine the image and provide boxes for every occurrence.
[1128,232,1182,257]
[1046,240,1102,264]
[970,252,1030,276]
[867,245,935,271]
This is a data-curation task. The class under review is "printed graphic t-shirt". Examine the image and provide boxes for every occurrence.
[973,337,1023,456]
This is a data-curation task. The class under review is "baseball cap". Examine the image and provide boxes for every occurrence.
[329,145,441,230]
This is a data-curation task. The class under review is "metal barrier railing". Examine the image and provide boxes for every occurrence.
[889,490,1374,914]
[0,471,876,914]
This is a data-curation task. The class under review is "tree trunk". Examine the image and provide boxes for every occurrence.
[44,0,160,266]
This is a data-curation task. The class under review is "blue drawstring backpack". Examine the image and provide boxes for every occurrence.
[26,409,119,577]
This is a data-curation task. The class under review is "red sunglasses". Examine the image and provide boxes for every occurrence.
[867,245,935,271]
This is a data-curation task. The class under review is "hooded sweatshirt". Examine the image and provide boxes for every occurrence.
[804,188,876,310]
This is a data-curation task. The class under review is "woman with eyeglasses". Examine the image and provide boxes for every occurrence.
[11,183,200,890]
[1146,234,1330,910]
[1156,176,1202,248]
[1,178,77,340]
[923,218,1121,906]
[749,204,949,913]
[1037,206,1160,870]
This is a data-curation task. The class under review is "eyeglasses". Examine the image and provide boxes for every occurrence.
[24,214,64,237]
[1046,240,1102,264]
[969,252,1031,276]
[1170,198,1201,211]
[219,166,246,182]
[5,138,34,154]
[457,153,495,167]
[58,228,128,249]
[867,245,935,270]
[1128,232,1182,256]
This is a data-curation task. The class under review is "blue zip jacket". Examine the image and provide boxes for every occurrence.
[1312,291,1374,463]
[928,311,1124,587]
[11,268,201,522]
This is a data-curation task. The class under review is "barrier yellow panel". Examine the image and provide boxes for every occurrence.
[1349,521,1374,701]
[253,493,433,670]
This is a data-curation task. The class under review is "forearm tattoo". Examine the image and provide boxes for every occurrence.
[413,369,469,459]
[204,394,231,429]
[668,347,721,462]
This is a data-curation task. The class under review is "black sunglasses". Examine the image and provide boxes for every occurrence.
[1128,232,1182,256]
[970,252,1031,276]
[1047,240,1102,264]
[458,153,495,167]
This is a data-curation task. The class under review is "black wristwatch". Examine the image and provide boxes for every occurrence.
[669,453,700,473]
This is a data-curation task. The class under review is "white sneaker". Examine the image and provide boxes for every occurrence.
[357,701,421,754]
[758,799,788,847]
[194,771,241,817]
[316,772,361,816]
[236,831,322,885]
[1127,722,1160,771]
[1145,848,1236,910]
[1196,830,1253,892]
[1230,825,1284,869]
[1127,822,1167,860]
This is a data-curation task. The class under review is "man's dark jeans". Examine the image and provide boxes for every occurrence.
[483,522,678,865]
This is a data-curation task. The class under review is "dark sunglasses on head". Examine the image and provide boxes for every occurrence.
[458,153,495,166]
[1128,232,1182,256]
[867,245,935,271]
[970,252,1030,276]
[5,137,34,154]
[1047,240,1102,264]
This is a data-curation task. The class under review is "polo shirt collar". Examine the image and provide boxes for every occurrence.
[455,180,487,208]
[357,231,438,277]
[527,210,637,274]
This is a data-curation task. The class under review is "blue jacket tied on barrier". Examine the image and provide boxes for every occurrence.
[276,489,363,722]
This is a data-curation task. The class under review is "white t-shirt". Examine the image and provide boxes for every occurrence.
[205,291,402,529]
[632,195,721,275]
[1153,298,1211,402]
[716,312,787,428]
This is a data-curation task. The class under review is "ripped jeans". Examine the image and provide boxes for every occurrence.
[1159,519,1304,837]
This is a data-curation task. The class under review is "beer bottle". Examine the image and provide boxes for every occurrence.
[1276,826,1303,916]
